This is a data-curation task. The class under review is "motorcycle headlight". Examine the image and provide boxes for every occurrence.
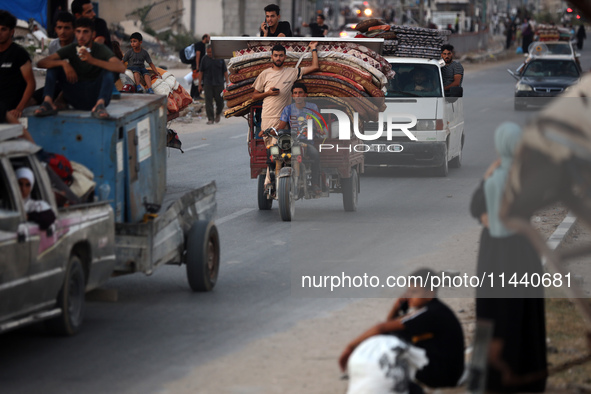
[277,134,293,151]
[292,146,301,156]
[516,83,533,91]
[270,146,279,156]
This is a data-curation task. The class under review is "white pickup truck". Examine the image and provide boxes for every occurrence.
[364,57,465,176]
[0,125,116,335]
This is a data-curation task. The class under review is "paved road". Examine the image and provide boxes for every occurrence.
[2,44,589,393]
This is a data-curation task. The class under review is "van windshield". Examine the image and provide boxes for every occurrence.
[386,64,442,98]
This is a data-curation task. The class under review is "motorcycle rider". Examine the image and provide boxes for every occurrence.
[277,83,322,193]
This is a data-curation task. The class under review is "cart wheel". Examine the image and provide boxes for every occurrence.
[186,220,220,292]
[342,168,359,212]
[46,254,85,336]
[278,176,294,221]
[257,174,272,210]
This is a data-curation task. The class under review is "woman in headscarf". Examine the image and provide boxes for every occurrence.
[470,122,547,392]
[16,167,56,230]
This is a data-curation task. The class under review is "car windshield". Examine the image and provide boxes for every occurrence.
[544,43,573,55]
[523,60,580,78]
[386,64,442,97]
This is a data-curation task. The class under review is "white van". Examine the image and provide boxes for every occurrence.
[364,57,464,176]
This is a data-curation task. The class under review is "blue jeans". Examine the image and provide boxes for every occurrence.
[43,68,114,110]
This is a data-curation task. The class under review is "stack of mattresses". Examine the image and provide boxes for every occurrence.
[385,25,449,59]
[352,19,449,59]
[223,41,392,121]
[535,24,560,41]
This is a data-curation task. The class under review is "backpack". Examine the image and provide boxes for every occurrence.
[179,44,196,64]
[47,152,74,185]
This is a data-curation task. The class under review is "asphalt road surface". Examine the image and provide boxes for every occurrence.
[2,44,590,393]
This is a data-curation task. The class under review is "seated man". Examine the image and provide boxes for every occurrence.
[262,83,323,193]
[34,17,125,119]
[404,68,434,92]
[339,268,465,392]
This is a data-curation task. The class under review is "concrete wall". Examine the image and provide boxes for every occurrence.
[448,29,491,55]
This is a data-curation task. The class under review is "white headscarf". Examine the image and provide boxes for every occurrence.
[16,167,35,189]
[15,167,51,213]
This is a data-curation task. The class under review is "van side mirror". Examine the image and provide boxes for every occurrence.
[445,86,463,102]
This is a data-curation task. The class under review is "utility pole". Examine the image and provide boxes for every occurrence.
[419,0,425,26]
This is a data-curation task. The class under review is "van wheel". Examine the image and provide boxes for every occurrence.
[433,145,449,177]
[46,255,85,336]
[449,135,463,168]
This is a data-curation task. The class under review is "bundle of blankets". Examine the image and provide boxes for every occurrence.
[353,19,450,59]
[223,41,392,122]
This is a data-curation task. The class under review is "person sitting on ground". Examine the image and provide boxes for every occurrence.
[122,32,160,94]
[16,167,56,230]
[404,68,434,92]
[272,83,323,193]
[34,17,125,119]
[0,10,36,121]
[339,268,465,392]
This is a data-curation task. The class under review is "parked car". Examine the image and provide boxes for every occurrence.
[508,56,581,110]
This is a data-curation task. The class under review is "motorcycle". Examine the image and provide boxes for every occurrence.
[261,126,316,221]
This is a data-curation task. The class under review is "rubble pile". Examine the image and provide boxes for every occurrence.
[223,41,391,121]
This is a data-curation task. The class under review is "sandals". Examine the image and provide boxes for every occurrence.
[34,101,58,117]
[91,103,110,119]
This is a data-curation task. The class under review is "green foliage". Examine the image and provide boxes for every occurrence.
[170,33,196,51]
[535,11,557,24]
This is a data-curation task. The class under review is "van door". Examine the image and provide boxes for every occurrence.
[444,93,464,160]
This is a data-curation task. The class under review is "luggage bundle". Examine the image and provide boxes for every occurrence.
[222,40,393,121]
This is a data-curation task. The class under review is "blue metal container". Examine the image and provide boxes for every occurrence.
[28,94,168,223]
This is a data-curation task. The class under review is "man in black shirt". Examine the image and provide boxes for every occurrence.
[0,10,36,122]
[199,45,229,124]
[339,268,465,390]
[71,0,112,50]
[191,34,210,100]
[260,4,292,37]
[302,14,329,37]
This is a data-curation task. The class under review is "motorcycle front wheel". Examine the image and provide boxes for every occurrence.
[278,176,295,221]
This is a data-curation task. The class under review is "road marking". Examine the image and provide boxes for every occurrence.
[184,143,210,152]
[231,134,245,139]
[216,208,256,225]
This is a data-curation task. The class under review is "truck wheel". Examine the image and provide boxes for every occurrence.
[257,174,272,210]
[278,176,294,221]
[449,134,463,169]
[433,144,449,177]
[46,255,85,336]
[186,220,220,292]
[342,168,359,212]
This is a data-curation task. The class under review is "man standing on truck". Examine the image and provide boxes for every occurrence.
[260,4,293,37]
[441,44,464,91]
[252,42,319,186]
[34,17,126,119]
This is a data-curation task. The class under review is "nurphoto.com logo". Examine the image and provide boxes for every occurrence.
[305,109,418,153]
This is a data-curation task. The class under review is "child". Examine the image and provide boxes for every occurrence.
[122,32,160,93]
